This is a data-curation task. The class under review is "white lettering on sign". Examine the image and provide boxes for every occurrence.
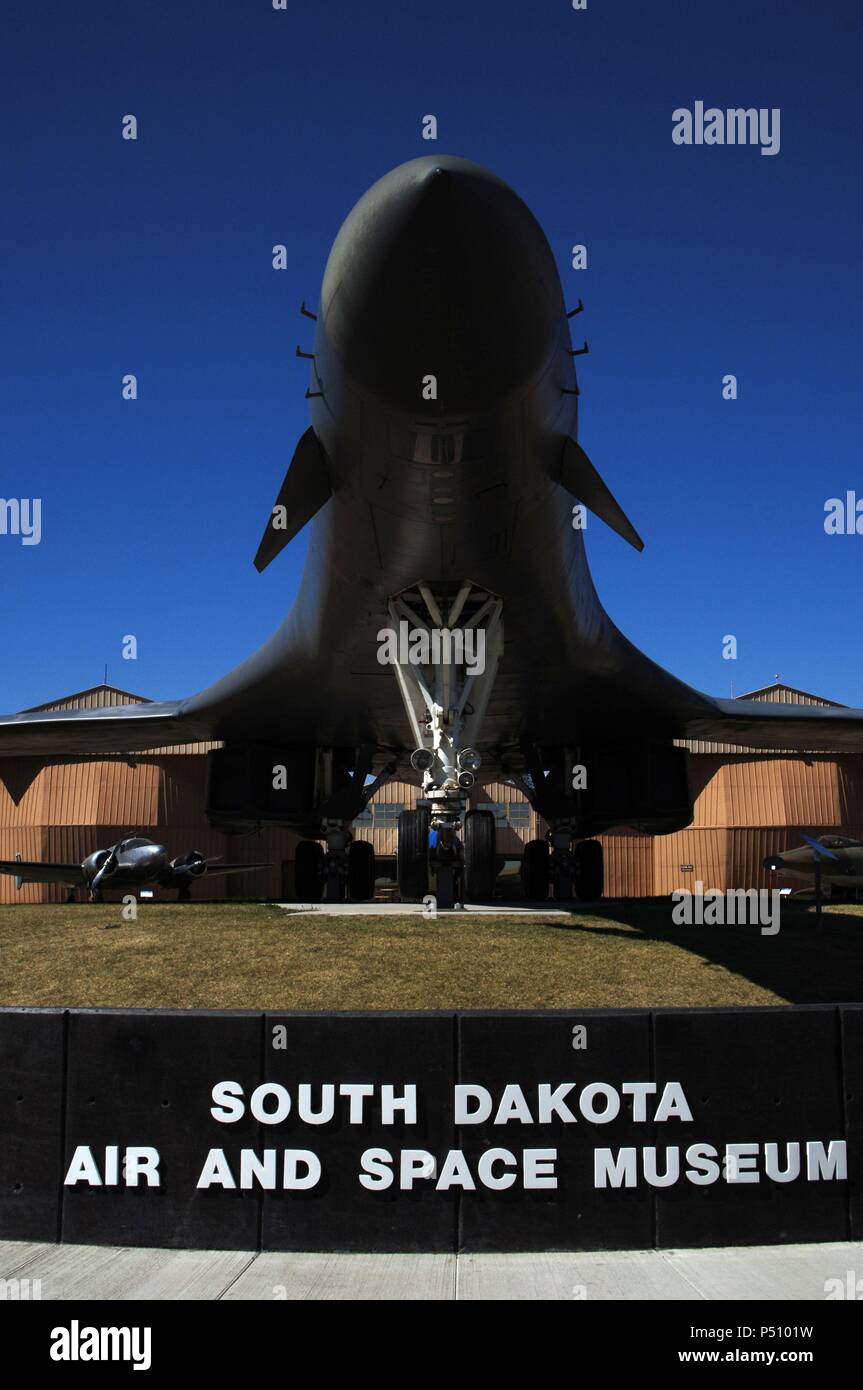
[453,1081,691,1125]
[196,1148,322,1190]
[59,1078,845,1201]
[63,1146,161,1187]
[594,1140,847,1189]
[357,1147,559,1191]
[210,1080,417,1126]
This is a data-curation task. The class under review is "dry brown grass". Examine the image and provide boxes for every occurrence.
[1,898,861,1011]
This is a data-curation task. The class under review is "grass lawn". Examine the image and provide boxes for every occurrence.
[0,897,861,1011]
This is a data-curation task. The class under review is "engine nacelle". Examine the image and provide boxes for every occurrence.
[526,742,693,836]
[82,848,112,880]
[206,744,367,834]
[171,851,207,878]
[206,744,317,832]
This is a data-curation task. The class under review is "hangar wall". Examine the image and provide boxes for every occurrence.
[1,681,861,903]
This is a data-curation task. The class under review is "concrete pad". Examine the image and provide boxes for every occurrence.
[0,1239,254,1301]
[664,1240,863,1301]
[457,1250,704,1301]
[223,1251,455,1300]
[278,902,572,916]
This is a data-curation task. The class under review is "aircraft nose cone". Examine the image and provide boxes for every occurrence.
[321,156,564,411]
[415,163,456,208]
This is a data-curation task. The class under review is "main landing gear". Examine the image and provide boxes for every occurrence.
[521,831,604,902]
[294,828,376,903]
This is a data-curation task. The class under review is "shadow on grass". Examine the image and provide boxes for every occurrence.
[530,897,863,1005]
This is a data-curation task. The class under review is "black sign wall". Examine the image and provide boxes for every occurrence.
[0,1005,859,1253]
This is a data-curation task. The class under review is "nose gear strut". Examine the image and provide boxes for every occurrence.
[385,580,503,908]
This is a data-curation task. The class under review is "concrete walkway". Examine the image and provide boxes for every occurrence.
[279,901,574,915]
[2,1239,859,1300]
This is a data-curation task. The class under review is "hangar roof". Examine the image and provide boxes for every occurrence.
[24,684,150,713]
[736,681,844,709]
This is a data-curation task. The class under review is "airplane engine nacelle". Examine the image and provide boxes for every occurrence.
[82,849,112,879]
[529,742,693,837]
[206,744,318,832]
[206,743,369,835]
[171,851,207,877]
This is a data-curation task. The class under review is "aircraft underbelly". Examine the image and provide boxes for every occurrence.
[201,469,695,755]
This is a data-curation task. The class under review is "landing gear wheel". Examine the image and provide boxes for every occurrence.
[521,839,549,901]
[574,839,603,901]
[464,810,497,900]
[397,808,429,900]
[348,839,376,901]
[295,839,324,901]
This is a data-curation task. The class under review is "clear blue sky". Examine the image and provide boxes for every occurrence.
[1,0,861,712]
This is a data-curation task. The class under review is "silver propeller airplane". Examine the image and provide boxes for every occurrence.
[0,837,271,902]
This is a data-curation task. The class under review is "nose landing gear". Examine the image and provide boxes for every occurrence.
[397,805,465,909]
[397,807,430,899]
[387,580,505,911]
[397,807,499,909]
[463,809,497,899]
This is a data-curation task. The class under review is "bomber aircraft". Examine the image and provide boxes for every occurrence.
[2,156,863,907]
[0,838,271,902]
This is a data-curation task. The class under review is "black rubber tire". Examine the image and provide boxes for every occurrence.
[397,809,429,899]
[295,839,324,901]
[348,839,376,901]
[464,810,497,900]
[521,839,549,901]
[574,839,604,900]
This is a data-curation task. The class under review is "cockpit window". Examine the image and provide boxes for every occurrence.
[820,836,861,849]
[389,423,493,463]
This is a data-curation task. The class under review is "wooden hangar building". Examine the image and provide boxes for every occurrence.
[0,681,861,903]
